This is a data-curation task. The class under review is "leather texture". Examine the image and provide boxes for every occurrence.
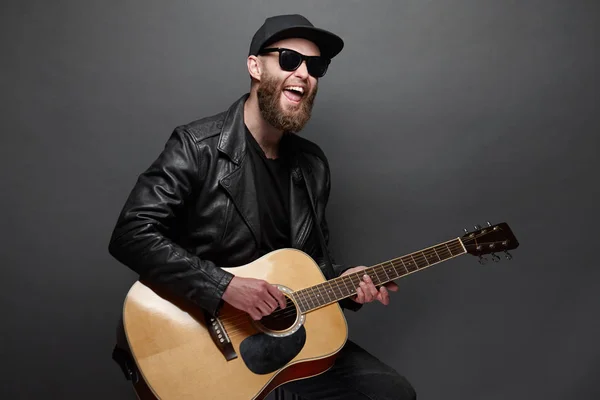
[108,94,361,316]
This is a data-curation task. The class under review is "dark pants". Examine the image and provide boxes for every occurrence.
[278,340,416,400]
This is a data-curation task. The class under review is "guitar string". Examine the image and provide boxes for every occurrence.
[215,232,500,329]
[221,243,472,339]
[219,258,447,333]
[222,241,472,328]
[216,242,467,325]
[215,244,468,332]
[217,240,465,321]
[217,241,466,323]
[217,239,506,338]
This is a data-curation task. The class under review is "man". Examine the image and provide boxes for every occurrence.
[109,14,416,400]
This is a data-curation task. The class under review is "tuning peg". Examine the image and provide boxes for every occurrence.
[474,224,482,230]
[504,251,513,260]
[478,255,488,265]
[464,228,469,234]
[486,221,492,227]
[491,253,501,262]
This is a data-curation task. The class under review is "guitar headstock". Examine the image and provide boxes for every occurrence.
[460,222,519,264]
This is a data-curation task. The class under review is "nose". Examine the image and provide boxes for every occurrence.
[293,60,310,80]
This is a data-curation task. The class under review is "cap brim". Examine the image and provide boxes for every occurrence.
[259,26,344,59]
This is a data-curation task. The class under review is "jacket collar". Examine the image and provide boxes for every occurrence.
[216,93,305,163]
[217,93,250,165]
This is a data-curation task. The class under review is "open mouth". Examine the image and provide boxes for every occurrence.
[282,86,305,103]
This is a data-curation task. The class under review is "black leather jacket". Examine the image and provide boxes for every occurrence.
[108,94,360,316]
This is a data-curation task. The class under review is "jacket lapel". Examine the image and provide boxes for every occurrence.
[219,159,260,248]
[288,149,313,250]
[217,94,261,248]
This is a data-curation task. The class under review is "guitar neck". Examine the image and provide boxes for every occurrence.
[291,238,467,313]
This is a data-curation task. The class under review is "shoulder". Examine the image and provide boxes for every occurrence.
[286,133,330,171]
[175,110,228,144]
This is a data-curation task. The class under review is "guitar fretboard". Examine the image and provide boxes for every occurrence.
[290,238,466,313]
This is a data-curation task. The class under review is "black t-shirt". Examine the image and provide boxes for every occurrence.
[245,126,291,256]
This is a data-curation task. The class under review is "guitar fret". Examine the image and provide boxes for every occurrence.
[323,281,334,303]
[374,267,386,284]
[339,276,353,297]
[389,262,399,279]
[348,274,360,294]
[416,252,429,267]
[429,248,439,262]
[435,245,448,260]
[294,290,307,313]
[295,292,307,313]
[302,289,313,311]
[345,276,357,295]
[436,245,446,260]
[398,257,410,274]
[307,286,319,308]
[365,269,381,286]
[387,261,400,279]
[381,263,391,282]
[304,290,313,311]
[406,255,418,272]
[332,278,344,299]
[310,285,321,307]
[313,285,326,306]
[440,244,453,258]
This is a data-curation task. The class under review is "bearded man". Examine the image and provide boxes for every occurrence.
[109,14,416,400]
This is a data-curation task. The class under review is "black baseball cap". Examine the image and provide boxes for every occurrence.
[249,14,344,59]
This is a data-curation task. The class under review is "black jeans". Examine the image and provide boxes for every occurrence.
[279,340,416,400]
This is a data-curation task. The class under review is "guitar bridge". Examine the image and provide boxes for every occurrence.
[204,311,237,361]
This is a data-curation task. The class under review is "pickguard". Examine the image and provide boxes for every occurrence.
[239,326,306,374]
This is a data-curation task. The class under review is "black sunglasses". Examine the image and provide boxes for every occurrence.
[258,48,331,78]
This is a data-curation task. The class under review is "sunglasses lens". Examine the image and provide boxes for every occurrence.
[307,58,329,78]
[279,50,302,71]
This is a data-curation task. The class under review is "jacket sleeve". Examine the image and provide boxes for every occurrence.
[108,127,234,316]
[317,163,363,312]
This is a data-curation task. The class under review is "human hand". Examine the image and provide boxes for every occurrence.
[222,276,287,320]
[341,266,399,305]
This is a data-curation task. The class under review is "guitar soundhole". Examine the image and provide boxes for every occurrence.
[259,296,298,332]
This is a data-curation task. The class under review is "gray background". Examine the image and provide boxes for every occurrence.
[1,1,599,399]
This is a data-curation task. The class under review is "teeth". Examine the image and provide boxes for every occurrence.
[285,86,304,94]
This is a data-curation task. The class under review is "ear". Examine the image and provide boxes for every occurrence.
[247,56,261,81]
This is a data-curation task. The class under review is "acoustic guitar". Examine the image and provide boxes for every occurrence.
[122,222,519,399]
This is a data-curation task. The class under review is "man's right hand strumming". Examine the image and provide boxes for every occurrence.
[222,276,287,320]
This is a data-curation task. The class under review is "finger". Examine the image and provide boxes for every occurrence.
[250,308,262,321]
[368,282,379,299]
[262,300,277,314]
[255,301,271,317]
[363,275,379,299]
[260,291,278,311]
[267,284,287,309]
[355,286,365,303]
[258,282,278,310]
[359,281,373,302]
[362,275,379,299]
[378,286,390,306]
[385,282,400,292]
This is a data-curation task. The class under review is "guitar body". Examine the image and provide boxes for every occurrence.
[123,249,348,400]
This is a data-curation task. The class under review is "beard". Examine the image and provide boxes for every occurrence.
[256,71,318,133]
